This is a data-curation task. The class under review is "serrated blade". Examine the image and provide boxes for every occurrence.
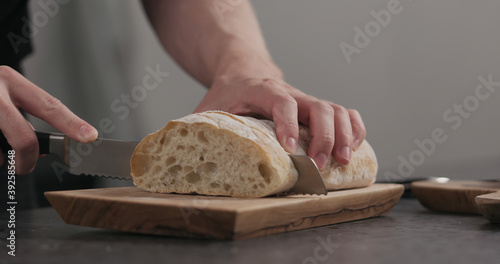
[288,154,328,195]
[64,138,138,180]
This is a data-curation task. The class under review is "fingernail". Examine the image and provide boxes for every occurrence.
[79,125,98,142]
[340,146,351,161]
[314,153,328,170]
[353,139,360,150]
[283,137,297,153]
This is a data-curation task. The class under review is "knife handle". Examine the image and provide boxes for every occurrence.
[0,130,52,154]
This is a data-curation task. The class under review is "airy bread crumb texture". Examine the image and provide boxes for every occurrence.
[131,111,377,198]
[131,111,297,197]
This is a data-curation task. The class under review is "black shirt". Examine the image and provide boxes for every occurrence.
[0,0,32,71]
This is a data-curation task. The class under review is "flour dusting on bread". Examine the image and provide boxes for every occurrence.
[130,111,377,197]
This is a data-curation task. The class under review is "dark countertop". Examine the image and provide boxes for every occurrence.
[2,197,499,264]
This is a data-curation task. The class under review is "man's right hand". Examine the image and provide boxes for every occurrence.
[0,66,98,175]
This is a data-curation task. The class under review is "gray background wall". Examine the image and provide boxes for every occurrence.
[23,0,500,183]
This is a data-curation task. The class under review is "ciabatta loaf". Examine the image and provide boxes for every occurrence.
[130,111,377,197]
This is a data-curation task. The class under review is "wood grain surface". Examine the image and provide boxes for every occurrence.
[411,180,500,224]
[45,184,404,240]
[475,191,500,224]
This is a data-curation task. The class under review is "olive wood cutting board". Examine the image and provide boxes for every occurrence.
[411,180,500,224]
[45,184,404,240]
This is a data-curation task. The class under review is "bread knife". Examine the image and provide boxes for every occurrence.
[0,131,135,180]
[0,131,327,195]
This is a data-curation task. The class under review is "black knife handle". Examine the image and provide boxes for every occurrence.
[0,130,52,154]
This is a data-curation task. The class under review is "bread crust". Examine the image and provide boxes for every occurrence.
[130,111,377,197]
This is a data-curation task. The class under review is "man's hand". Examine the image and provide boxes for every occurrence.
[0,66,98,174]
[143,0,366,169]
[194,71,366,170]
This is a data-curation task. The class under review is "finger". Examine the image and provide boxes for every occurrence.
[331,104,353,166]
[347,109,366,151]
[271,97,299,154]
[8,72,98,143]
[0,94,39,175]
[247,80,299,153]
[298,100,335,170]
